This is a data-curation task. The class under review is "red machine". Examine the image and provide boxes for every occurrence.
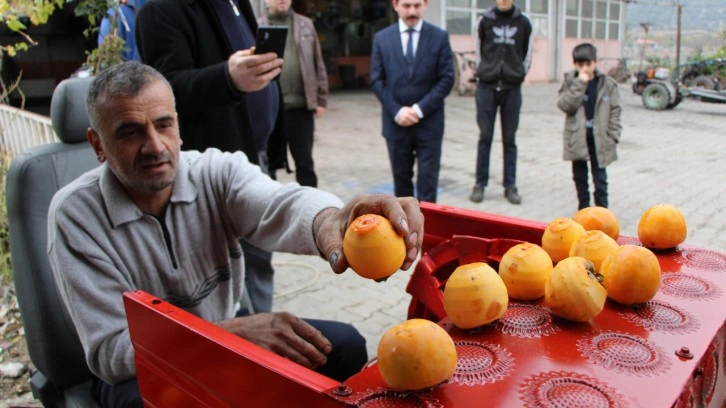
[124,202,726,407]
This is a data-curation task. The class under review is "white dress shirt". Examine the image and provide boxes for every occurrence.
[395,19,425,122]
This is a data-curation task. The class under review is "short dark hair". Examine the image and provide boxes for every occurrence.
[86,61,174,131]
[572,43,597,63]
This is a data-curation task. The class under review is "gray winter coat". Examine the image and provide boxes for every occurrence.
[557,70,622,168]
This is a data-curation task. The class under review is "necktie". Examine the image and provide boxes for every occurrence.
[405,28,415,67]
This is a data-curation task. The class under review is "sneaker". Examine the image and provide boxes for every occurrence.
[469,185,485,203]
[504,186,521,205]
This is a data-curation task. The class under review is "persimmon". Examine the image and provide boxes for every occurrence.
[541,218,586,263]
[343,214,406,280]
[638,204,687,250]
[600,245,662,305]
[443,262,509,329]
[573,206,620,240]
[568,230,619,272]
[377,319,457,391]
[499,243,554,301]
[544,256,607,322]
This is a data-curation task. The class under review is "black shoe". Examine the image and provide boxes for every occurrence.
[469,185,485,203]
[504,186,521,205]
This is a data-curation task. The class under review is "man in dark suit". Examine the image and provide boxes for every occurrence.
[370,0,454,203]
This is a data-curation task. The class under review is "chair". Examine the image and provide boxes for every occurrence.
[6,76,101,407]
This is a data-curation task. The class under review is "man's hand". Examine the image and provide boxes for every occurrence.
[395,106,420,127]
[575,61,595,82]
[313,194,424,274]
[577,68,591,82]
[315,106,327,119]
[217,312,331,369]
[228,49,283,93]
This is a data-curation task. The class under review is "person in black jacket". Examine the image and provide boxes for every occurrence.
[136,0,287,337]
[469,0,532,205]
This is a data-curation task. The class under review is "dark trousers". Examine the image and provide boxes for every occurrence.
[385,129,443,203]
[572,132,608,209]
[92,319,367,407]
[285,108,317,187]
[475,85,522,188]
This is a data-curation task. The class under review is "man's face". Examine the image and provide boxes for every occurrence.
[394,0,428,28]
[575,60,597,78]
[496,0,514,12]
[89,80,182,201]
[265,0,292,15]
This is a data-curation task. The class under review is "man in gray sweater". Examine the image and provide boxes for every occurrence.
[48,61,423,407]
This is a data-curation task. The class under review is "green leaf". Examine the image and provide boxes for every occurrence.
[7,19,26,31]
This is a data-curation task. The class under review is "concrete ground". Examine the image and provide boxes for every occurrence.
[273,82,726,359]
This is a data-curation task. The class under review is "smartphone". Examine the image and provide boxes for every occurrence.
[255,26,288,59]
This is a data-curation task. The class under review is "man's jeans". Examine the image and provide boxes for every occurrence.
[572,133,608,209]
[474,85,522,188]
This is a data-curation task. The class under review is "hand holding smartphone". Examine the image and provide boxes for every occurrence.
[254,26,288,59]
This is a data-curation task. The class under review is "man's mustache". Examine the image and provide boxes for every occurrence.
[137,152,173,167]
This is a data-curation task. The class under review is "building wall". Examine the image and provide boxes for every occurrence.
[251,0,625,86]
[431,0,626,82]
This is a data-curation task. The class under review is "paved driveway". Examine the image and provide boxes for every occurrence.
[273,82,726,358]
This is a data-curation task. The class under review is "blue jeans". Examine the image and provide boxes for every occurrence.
[474,85,522,188]
[92,319,367,407]
[572,132,608,209]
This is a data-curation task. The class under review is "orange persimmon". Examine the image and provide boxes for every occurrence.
[377,319,457,391]
[638,204,687,250]
[343,214,406,280]
[573,206,620,240]
[541,218,586,263]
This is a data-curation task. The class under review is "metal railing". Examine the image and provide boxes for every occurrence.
[0,104,57,156]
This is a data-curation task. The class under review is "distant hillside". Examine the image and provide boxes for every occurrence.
[626,0,726,32]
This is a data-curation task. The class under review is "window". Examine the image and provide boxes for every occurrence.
[595,21,606,39]
[446,10,473,35]
[444,0,550,37]
[566,0,579,16]
[610,2,620,19]
[609,22,619,40]
[563,0,620,40]
[565,19,578,37]
[530,0,548,14]
[582,0,594,18]
[596,1,608,19]
[581,19,593,38]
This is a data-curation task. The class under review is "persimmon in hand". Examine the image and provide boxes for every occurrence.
[343,214,406,280]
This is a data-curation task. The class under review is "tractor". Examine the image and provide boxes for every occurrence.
[632,58,726,110]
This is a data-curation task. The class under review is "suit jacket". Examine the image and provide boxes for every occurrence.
[370,21,454,141]
[136,0,287,172]
[258,12,328,111]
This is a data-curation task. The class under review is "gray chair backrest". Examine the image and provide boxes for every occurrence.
[7,76,100,399]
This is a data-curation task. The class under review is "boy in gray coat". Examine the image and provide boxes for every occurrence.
[557,43,622,210]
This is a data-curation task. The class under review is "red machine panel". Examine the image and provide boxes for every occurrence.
[124,202,726,407]
[123,291,342,407]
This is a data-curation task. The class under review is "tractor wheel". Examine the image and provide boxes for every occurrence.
[642,83,671,110]
[691,75,718,90]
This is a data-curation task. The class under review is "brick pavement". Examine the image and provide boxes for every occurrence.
[273,82,726,358]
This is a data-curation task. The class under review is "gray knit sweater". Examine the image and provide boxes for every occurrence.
[48,148,343,383]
